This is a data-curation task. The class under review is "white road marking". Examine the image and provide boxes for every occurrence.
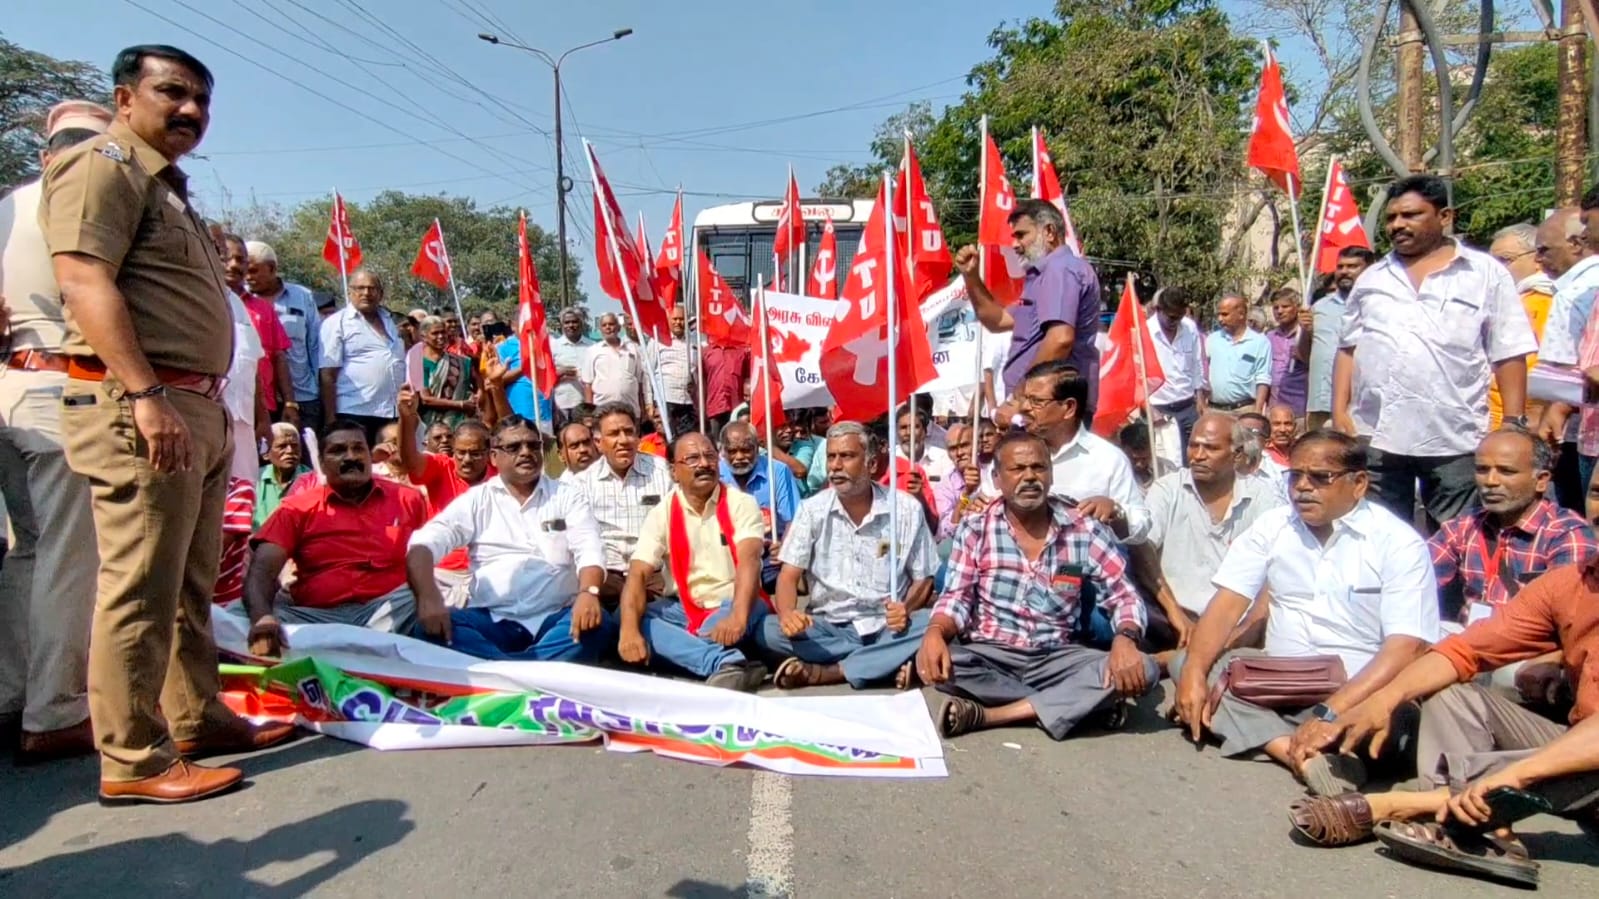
[744,771,795,898]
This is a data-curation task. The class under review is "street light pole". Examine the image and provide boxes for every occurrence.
[479,28,633,311]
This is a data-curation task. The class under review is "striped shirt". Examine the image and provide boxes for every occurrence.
[933,497,1145,650]
[214,477,257,605]
[577,452,674,571]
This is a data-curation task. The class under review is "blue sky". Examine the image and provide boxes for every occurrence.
[13,0,1317,311]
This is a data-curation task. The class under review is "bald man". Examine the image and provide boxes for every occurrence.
[1532,208,1599,502]
[1201,294,1272,413]
[1486,224,1556,432]
[581,313,645,414]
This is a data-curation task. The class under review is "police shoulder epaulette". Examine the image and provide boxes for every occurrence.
[95,141,129,163]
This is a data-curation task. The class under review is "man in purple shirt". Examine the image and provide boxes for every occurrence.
[1265,286,1312,417]
[956,199,1102,408]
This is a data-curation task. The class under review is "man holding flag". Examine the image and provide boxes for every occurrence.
[956,199,1102,407]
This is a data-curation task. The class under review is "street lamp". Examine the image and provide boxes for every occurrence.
[479,28,633,310]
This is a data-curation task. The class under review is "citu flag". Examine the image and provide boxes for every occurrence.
[1315,160,1371,273]
[819,179,937,422]
[322,191,363,272]
[748,285,786,433]
[978,130,1024,305]
[808,214,838,300]
[771,166,806,268]
[1031,128,1082,255]
[409,218,451,290]
[1092,274,1167,438]
[1246,43,1302,197]
[895,137,952,303]
[655,192,686,310]
[517,211,558,395]
[636,211,676,314]
[696,248,752,348]
[585,140,672,344]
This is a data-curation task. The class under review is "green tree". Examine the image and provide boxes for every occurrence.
[1,34,109,187]
[224,192,583,318]
[813,101,938,198]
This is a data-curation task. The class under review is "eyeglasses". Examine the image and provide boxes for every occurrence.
[1014,393,1058,410]
[1285,468,1355,487]
[493,440,540,454]
[1496,249,1536,264]
[674,452,718,466]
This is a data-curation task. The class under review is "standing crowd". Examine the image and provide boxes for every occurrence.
[0,42,1596,889]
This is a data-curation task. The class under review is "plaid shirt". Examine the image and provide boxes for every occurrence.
[576,452,674,571]
[933,497,1145,650]
[1428,498,1598,621]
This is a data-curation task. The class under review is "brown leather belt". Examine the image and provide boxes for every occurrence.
[66,356,225,401]
[6,349,70,373]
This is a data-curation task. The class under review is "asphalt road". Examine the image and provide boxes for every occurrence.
[3,682,1596,898]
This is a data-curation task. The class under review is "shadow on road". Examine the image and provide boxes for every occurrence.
[0,798,414,895]
[665,878,754,898]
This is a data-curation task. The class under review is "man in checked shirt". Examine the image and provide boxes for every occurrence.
[916,430,1157,739]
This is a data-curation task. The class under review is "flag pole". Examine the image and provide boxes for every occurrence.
[688,191,708,435]
[1284,172,1311,310]
[1304,159,1339,309]
[970,117,989,462]
[583,144,673,442]
[634,208,672,441]
[332,189,351,304]
[755,279,782,542]
[1031,125,1040,199]
[433,218,469,337]
[1127,274,1162,477]
[788,163,799,292]
[519,210,548,441]
[901,132,921,463]
[883,168,900,603]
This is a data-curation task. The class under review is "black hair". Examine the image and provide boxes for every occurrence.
[455,418,492,440]
[558,421,592,445]
[572,402,598,423]
[669,429,714,462]
[45,128,101,154]
[1023,358,1089,409]
[1491,424,1554,474]
[1156,286,1189,314]
[593,402,637,431]
[1337,246,1378,265]
[1237,411,1269,430]
[1581,183,1599,213]
[1007,198,1065,237]
[993,428,1050,462]
[481,322,513,342]
[1289,430,1368,472]
[320,418,368,446]
[895,401,930,427]
[1117,421,1151,452]
[112,44,214,90]
[1385,174,1450,212]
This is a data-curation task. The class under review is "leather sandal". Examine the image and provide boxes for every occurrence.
[1288,793,1376,847]
[937,696,984,738]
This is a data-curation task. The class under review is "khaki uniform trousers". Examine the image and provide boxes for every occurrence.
[61,378,236,780]
[0,367,97,732]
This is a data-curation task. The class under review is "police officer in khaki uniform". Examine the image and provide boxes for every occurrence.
[40,44,293,804]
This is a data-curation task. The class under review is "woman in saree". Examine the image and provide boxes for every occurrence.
[417,315,479,429]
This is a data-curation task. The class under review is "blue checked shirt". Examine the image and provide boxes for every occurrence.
[933,497,1145,650]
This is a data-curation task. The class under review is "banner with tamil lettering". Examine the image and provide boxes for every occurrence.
[212,613,947,779]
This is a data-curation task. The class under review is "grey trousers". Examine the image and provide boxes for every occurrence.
[274,584,419,636]
[1419,683,1599,817]
[939,641,1158,740]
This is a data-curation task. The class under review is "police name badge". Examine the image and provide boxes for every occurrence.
[96,141,128,163]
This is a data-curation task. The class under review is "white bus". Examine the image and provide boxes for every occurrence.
[691,197,874,301]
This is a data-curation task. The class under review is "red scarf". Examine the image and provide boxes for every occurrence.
[666,489,757,634]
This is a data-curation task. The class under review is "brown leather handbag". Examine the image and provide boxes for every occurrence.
[1206,655,1348,717]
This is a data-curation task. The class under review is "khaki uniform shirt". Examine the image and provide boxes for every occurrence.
[39,120,233,375]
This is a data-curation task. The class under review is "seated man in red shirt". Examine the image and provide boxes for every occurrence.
[394,385,494,603]
[243,419,438,655]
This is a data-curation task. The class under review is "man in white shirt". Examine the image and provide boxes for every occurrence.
[1141,413,1283,658]
[1532,207,1599,495]
[576,403,673,604]
[653,304,695,433]
[896,403,955,494]
[550,308,593,422]
[1306,248,1377,433]
[1333,174,1538,525]
[406,416,615,661]
[1146,287,1205,452]
[581,313,646,414]
[317,269,406,445]
[1016,359,1150,543]
[1172,431,1441,796]
[757,422,939,690]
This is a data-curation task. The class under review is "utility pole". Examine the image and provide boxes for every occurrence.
[1556,0,1591,205]
[1396,1,1426,173]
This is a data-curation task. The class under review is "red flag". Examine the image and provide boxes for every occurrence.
[895,138,952,303]
[410,219,451,289]
[749,288,787,433]
[1315,160,1371,273]
[322,192,363,272]
[696,248,752,348]
[819,180,937,422]
[808,214,838,300]
[636,211,678,312]
[1247,44,1302,197]
[1031,128,1082,255]
[979,131,1024,305]
[1092,275,1167,438]
[586,142,672,343]
[771,167,806,265]
[517,211,557,396]
[655,192,685,310]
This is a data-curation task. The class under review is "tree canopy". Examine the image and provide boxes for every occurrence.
[1,34,109,187]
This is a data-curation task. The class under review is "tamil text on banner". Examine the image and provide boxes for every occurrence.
[211,613,946,778]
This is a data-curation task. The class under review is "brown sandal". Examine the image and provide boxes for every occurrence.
[937,696,985,738]
[1288,793,1376,847]
[1374,820,1539,887]
[895,660,918,691]
[772,657,811,690]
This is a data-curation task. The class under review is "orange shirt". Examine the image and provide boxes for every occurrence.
[1432,558,1599,724]
[1488,286,1552,429]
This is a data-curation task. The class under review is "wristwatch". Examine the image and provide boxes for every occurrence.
[1309,703,1338,723]
[584,585,601,596]
[1503,415,1528,428]
[1115,627,1141,643]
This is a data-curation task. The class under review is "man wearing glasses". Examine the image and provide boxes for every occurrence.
[404,416,614,662]
[1484,224,1555,431]
[318,269,405,445]
[1172,431,1441,797]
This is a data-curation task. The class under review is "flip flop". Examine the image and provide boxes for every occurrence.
[1375,820,1539,887]
[1288,793,1376,847]
[772,657,810,690]
[937,696,984,739]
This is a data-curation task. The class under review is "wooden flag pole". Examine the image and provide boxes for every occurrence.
[1126,274,1163,477]
[433,217,469,338]
[884,168,901,592]
[1284,171,1312,310]
[331,188,351,304]
[969,116,989,463]
[1303,159,1340,309]
[755,279,783,542]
